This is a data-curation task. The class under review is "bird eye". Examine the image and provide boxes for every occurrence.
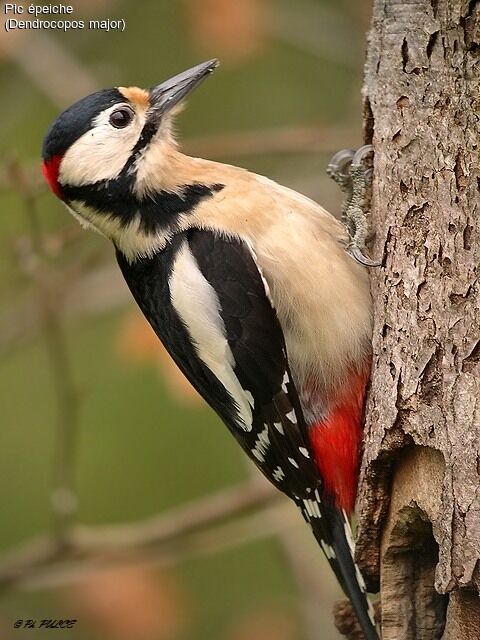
[109,107,134,129]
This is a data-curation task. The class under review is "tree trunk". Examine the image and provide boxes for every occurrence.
[356,1,480,639]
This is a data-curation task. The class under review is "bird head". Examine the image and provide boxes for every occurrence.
[41,59,219,246]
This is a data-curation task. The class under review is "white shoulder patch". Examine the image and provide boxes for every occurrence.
[169,242,254,431]
[242,238,274,304]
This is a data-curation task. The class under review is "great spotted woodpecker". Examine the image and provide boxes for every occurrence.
[42,60,378,639]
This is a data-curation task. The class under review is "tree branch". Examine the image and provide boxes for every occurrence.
[0,479,282,591]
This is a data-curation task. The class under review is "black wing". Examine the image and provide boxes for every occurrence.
[186,229,322,498]
[116,229,320,500]
[116,229,378,640]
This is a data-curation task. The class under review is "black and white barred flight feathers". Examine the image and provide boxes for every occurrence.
[41,60,379,639]
[116,230,377,639]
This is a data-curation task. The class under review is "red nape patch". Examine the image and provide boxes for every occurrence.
[309,370,369,515]
[41,154,64,200]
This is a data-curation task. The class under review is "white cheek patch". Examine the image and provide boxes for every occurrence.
[59,105,145,187]
[169,242,254,431]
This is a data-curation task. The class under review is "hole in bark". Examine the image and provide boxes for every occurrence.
[463,339,480,372]
[450,285,472,305]
[396,95,410,109]
[430,0,439,18]
[400,180,409,196]
[404,203,428,236]
[402,38,409,71]
[383,503,448,640]
[427,31,439,59]
[355,431,416,595]
[419,346,443,405]
[465,37,480,55]
[417,281,427,298]
[363,97,374,144]
[463,221,473,249]
[442,256,452,275]
[454,151,467,190]
[451,344,459,370]
[466,0,478,19]
[462,30,480,54]
[392,129,402,144]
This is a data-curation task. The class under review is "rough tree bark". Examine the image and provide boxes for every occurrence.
[356,1,480,639]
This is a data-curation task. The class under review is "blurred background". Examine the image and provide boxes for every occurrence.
[0,1,370,638]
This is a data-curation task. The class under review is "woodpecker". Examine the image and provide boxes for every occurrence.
[42,60,378,639]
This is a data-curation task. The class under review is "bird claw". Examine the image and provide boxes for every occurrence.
[327,144,381,268]
[347,244,382,267]
[327,149,355,184]
[350,144,373,168]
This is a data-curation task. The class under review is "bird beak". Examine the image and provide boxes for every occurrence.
[149,59,219,117]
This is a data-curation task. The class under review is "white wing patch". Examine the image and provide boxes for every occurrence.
[272,466,285,482]
[169,242,254,431]
[251,426,270,462]
[342,510,356,555]
[303,498,321,519]
[243,238,274,304]
[321,540,336,559]
[273,421,285,435]
[286,409,297,423]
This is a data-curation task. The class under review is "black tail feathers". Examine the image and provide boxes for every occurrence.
[298,497,379,640]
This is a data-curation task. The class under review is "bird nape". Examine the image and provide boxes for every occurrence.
[42,59,379,639]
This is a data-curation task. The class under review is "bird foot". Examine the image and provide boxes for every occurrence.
[326,149,356,195]
[327,145,381,267]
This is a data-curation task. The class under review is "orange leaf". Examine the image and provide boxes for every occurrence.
[116,311,162,364]
[183,0,270,63]
[228,607,296,640]
[67,565,188,640]
[116,311,203,405]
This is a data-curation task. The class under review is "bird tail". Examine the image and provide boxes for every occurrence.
[299,497,379,640]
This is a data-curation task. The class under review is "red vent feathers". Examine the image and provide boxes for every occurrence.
[309,370,368,514]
